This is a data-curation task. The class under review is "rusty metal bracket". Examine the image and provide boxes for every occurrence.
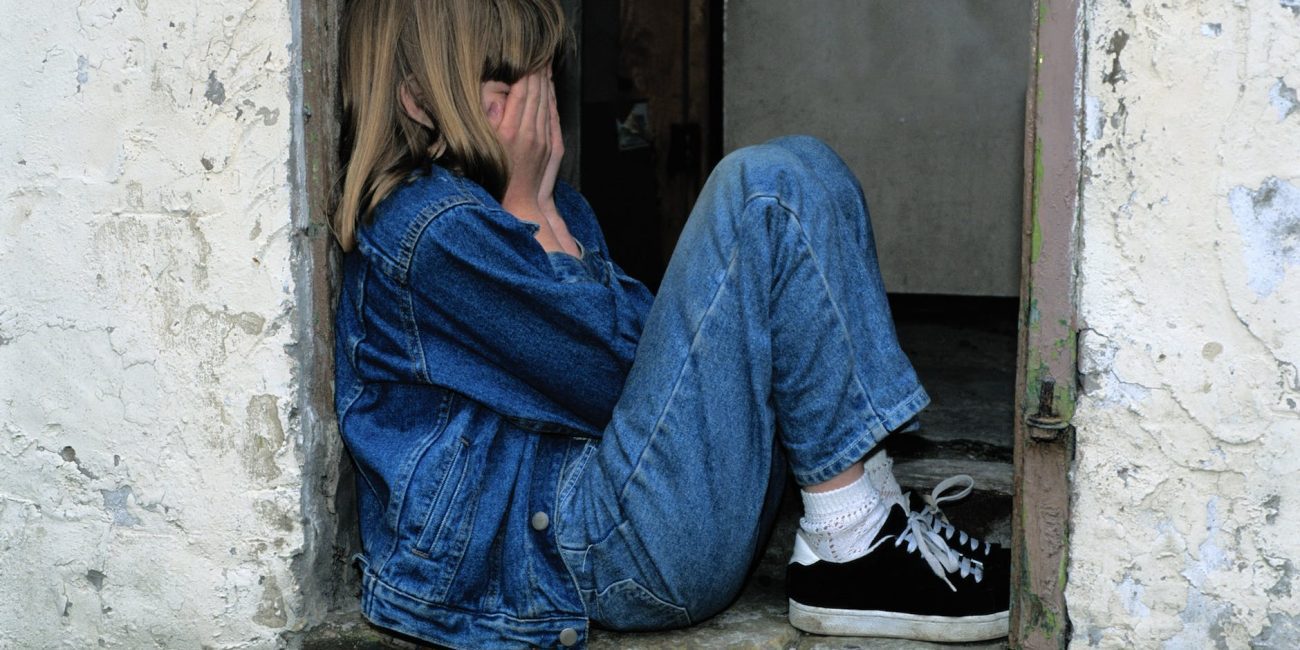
[1025,378,1069,441]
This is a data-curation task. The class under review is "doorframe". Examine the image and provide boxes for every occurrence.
[296,0,1086,642]
[293,0,357,622]
[1010,0,1083,646]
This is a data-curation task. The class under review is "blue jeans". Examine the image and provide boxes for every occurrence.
[555,136,930,630]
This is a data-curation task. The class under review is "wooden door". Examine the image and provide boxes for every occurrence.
[1010,0,1082,646]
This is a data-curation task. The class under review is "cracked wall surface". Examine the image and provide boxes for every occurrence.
[1071,0,1300,646]
[0,1,306,647]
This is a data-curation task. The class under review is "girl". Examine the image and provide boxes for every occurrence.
[332,1,1010,648]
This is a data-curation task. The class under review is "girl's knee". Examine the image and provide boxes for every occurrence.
[769,135,853,178]
[711,139,812,189]
[718,140,792,172]
[714,136,851,189]
[718,137,860,205]
[770,134,835,159]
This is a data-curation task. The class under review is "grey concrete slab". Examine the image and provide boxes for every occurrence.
[893,319,1017,451]
[725,1,1031,297]
[798,636,1008,649]
[591,579,800,649]
[893,459,1013,497]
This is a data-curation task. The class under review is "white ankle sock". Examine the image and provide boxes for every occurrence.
[863,449,907,511]
[799,471,890,563]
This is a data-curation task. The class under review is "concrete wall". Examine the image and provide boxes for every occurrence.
[724,0,1032,296]
[1069,0,1300,646]
[0,1,310,646]
[4,0,1298,647]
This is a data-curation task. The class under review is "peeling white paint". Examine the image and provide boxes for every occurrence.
[1268,79,1297,121]
[1118,574,1152,619]
[0,1,304,647]
[1071,0,1300,646]
[1085,95,1106,143]
[1228,178,1300,298]
[1253,612,1300,647]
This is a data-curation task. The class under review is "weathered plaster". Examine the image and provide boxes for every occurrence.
[1071,0,1300,646]
[0,1,306,647]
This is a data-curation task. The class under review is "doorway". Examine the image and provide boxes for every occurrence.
[294,0,1082,645]
[574,1,1071,647]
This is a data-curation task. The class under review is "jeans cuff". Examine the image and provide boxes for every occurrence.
[793,384,930,486]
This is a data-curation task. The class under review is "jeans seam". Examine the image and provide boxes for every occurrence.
[753,193,879,421]
[602,246,742,612]
[750,193,895,485]
[616,245,743,506]
[554,442,601,621]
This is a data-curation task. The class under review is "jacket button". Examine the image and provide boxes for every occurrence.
[531,511,550,531]
[559,627,578,646]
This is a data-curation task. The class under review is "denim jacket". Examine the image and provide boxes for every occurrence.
[333,165,654,649]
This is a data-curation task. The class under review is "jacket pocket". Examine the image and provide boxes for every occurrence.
[410,433,471,560]
[400,426,481,603]
[382,391,477,601]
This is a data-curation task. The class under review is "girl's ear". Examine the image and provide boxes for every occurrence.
[399,80,435,129]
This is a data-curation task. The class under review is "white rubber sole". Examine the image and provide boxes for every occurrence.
[788,599,1009,642]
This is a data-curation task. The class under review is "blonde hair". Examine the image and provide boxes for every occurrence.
[335,0,571,251]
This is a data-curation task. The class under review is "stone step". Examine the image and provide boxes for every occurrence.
[894,458,1013,497]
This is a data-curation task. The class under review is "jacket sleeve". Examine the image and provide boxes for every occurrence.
[406,201,654,431]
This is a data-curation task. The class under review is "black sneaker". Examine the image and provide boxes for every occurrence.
[787,505,1010,642]
[908,475,1010,570]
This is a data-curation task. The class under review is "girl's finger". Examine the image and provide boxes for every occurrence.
[519,74,540,139]
[550,83,560,130]
[538,77,552,145]
[501,77,528,133]
[527,74,543,144]
[549,82,563,151]
[535,76,551,145]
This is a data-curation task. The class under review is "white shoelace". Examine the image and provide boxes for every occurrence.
[858,474,996,592]
[863,508,985,592]
[914,474,994,556]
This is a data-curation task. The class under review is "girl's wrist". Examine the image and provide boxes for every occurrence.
[543,206,582,258]
[502,190,543,219]
[502,197,548,238]
[502,195,573,254]
[539,196,559,218]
